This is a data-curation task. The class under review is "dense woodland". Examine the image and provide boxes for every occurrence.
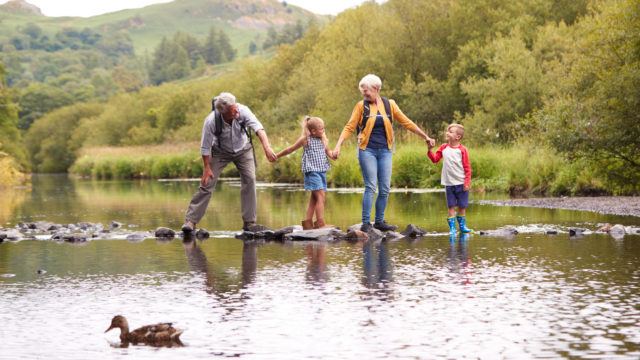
[1,0,638,194]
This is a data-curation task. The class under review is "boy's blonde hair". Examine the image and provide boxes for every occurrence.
[300,116,326,145]
[448,123,465,139]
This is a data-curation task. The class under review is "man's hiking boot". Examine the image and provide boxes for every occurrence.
[243,222,269,232]
[373,221,397,232]
[360,222,372,232]
[182,220,196,233]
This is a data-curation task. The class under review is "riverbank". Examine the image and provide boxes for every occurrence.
[69,142,634,196]
[476,197,640,217]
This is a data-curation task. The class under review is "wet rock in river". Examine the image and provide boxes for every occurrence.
[195,228,210,239]
[63,234,88,243]
[236,226,299,241]
[155,227,176,238]
[626,226,640,235]
[271,226,298,241]
[569,228,590,237]
[1,229,23,241]
[284,227,345,241]
[384,231,405,241]
[609,224,626,239]
[126,232,150,241]
[401,224,427,238]
[344,229,368,241]
[37,269,46,275]
[110,221,122,229]
[478,226,518,238]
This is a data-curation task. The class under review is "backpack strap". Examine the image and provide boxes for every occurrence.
[358,97,392,134]
[213,110,223,150]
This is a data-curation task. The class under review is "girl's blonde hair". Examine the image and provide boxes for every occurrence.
[300,116,327,146]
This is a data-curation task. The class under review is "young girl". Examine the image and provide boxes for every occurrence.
[276,116,335,230]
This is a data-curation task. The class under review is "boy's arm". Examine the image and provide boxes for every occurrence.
[427,144,446,163]
[461,145,472,190]
[275,136,305,159]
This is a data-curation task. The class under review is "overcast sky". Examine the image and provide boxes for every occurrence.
[0,0,381,17]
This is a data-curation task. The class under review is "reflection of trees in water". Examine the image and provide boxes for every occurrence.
[448,233,472,285]
[361,239,394,300]
[305,243,328,285]
[0,186,27,224]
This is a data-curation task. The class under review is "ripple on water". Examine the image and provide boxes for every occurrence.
[1,236,639,359]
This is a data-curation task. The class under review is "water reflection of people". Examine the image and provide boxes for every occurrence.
[182,235,216,294]
[241,241,258,287]
[182,236,259,296]
[305,243,328,284]
[448,233,472,285]
[362,239,393,292]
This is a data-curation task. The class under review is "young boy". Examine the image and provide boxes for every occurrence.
[427,124,473,235]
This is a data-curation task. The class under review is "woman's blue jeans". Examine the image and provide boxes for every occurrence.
[358,148,392,224]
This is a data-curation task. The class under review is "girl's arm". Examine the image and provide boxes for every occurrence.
[321,134,335,160]
[276,136,306,159]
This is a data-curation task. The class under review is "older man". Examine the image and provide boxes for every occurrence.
[182,92,277,233]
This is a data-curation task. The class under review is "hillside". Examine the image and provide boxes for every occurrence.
[0,0,323,55]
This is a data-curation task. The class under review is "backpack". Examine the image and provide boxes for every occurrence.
[358,97,393,134]
[211,99,256,166]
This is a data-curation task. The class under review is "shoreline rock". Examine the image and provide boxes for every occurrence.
[476,196,640,217]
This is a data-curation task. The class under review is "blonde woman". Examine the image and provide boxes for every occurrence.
[333,74,435,232]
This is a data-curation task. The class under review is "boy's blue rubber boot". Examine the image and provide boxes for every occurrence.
[456,215,473,233]
[447,217,457,236]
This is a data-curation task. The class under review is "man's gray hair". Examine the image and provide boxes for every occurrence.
[213,92,236,112]
[359,74,382,91]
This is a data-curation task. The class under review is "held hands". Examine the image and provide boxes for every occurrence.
[425,136,436,148]
[264,146,277,163]
[332,146,341,160]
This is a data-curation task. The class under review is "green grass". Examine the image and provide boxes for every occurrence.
[69,142,613,195]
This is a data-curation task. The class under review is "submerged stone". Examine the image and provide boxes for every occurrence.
[195,229,210,239]
[478,227,518,238]
[569,228,587,237]
[126,232,150,241]
[63,234,88,243]
[284,227,345,241]
[609,224,626,239]
[400,224,427,238]
[155,227,176,238]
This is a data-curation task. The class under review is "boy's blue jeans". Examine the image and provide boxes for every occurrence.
[358,148,392,224]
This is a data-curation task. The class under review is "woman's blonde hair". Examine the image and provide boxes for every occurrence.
[359,74,382,91]
[300,116,326,146]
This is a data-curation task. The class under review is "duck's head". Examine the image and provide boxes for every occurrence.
[105,315,129,333]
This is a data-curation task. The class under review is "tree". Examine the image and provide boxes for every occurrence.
[18,83,75,129]
[217,30,236,62]
[535,0,640,193]
[0,63,28,169]
[204,27,221,64]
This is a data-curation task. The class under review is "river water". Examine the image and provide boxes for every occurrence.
[1,175,639,359]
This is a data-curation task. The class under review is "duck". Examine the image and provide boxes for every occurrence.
[105,315,184,347]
